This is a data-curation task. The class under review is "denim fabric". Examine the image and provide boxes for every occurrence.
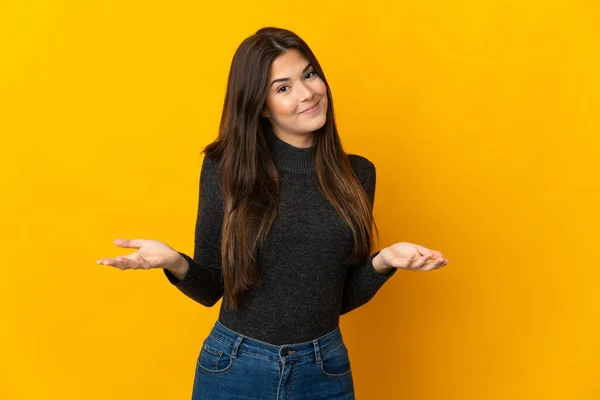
[191,320,355,399]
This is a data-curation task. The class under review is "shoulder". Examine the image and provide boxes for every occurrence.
[200,154,220,177]
[199,154,225,204]
[199,155,221,192]
[347,154,376,182]
[202,153,220,167]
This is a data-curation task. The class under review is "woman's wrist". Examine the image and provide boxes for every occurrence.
[166,252,189,280]
[372,252,393,276]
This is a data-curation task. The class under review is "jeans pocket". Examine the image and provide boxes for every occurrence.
[196,336,235,375]
[318,341,352,379]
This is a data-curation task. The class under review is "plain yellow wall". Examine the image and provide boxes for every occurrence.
[1,1,598,399]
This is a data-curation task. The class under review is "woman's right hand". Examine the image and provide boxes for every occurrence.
[96,238,186,273]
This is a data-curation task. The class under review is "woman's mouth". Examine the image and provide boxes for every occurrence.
[299,100,320,115]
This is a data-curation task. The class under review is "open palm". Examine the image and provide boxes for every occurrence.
[379,242,449,272]
[96,238,180,270]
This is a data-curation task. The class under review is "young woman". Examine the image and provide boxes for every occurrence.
[97,27,449,399]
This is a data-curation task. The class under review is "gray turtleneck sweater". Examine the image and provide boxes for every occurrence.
[164,132,397,345]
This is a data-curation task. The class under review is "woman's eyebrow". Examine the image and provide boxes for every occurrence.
[270,62,313,87]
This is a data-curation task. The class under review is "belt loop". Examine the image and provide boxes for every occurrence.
[232,335,244,359]
[312,339,321,363]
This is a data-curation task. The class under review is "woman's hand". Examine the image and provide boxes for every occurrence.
[375,242,449,272]
[96,238,184,271]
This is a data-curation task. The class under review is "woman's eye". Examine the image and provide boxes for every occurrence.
[277,71,316,93]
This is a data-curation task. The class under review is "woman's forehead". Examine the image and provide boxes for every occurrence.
[269,49,309,76]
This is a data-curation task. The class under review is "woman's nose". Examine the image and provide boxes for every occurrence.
[298,82,314,101]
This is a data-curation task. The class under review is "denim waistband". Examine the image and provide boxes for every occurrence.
[208,320,345,363]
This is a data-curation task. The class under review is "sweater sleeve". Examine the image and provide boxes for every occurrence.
[340,157,397,315]
[163,155,225,307]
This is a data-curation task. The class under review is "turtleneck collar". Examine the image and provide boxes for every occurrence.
[267,129,315,174]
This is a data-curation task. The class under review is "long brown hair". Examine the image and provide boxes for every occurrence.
[202,27,379,310]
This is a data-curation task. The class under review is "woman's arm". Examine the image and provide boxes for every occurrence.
[340,156,397,315]
[163,155,225,308]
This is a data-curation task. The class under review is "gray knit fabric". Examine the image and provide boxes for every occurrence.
[164,131,396,345]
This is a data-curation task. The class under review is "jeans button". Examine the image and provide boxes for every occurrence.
[281,348,288,356]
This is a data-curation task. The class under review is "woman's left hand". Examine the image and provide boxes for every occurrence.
[375,242,449,272]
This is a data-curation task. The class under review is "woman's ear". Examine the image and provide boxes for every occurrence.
[260,107,270,119]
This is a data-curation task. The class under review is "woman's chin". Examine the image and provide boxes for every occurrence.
[307,116,326,132]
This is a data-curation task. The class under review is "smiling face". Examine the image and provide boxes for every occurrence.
[260,49,328,148]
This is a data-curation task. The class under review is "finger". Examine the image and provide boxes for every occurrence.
[97,256,133,270]
[96,257,125,269]
[96,258,116,266]
[432,259,450,270]
[431,250,444,259]
[402,253,416,268]
[415,246,446,263]
[391,253,414,269]
[423,258,443,271]
[417,251,445,271]
[140,256,153,269]
[114,238,143,249]
[126,253,152,269]
[122,256,147,270]
[116,256,135,269]
[409,253,433,269]
[414,244,434,256]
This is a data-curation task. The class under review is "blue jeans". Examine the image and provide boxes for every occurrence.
[191,320,356,399]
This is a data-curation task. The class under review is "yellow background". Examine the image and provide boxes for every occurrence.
[1,1,598,399]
